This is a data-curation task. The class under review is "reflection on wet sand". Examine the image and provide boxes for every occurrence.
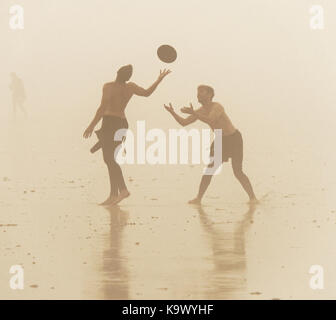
[101,206,130,299]
[196,204,256,299]
[98,203,256,300]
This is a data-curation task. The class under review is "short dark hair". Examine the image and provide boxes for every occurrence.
[198,85,214,99]
[116,64,133,82]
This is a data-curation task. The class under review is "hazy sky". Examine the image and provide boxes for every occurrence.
[1,0,335,135]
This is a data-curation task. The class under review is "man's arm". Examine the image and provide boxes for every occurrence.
[164,103,197,127]
[171,112,197,127]
[182,103,223,125]
[193,111,211,124]
[83,85,107,138]
[89,85,108,128]
[129,69,171,97]
[129,81,160,97]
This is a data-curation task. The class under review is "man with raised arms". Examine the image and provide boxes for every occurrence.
[164,85,258,204]
[83,65,171,205]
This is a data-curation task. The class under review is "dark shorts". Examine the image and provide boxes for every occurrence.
[90,115,128,153]
[96,115,128,144]
[209,129,243,164]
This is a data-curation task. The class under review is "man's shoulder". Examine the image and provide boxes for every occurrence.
[127,81,137,88]
[212,102,225,112]
[103,82,114,89]
[195,106,205,114]
[213,102,223,108]
[126,82,140,92]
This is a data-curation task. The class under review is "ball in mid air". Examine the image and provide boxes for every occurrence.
[157,44,177,63]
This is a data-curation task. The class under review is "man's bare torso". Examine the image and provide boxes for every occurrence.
[102,81,134,118]
[196,102,236,135]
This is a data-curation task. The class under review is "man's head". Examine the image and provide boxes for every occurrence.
[116,64,133,83]
[197,85,214,105]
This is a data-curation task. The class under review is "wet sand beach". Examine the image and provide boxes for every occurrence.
[1,0,336,300]
[0,109,335,300]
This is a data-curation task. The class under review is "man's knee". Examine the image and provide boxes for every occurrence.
[103,152,116,165]
[102,152,109,164]
[204,161,222,176]
[233,167,244,179]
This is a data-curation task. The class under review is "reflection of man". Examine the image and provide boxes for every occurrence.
[196,203,257,298]
[164,85,257,204]
[9,72,27,117]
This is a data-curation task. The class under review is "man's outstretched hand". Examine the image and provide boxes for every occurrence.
[158,69,171,81]
[164,103,174,113]
[83,125,94,139]
[180,103,195,115]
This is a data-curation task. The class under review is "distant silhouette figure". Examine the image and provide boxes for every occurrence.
[9,72,27,118]
[83,65,171,206]
[164,85,258,204]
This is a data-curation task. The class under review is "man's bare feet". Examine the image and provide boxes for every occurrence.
[247,197,260,205]
[188,197,202,205]
[111,190,130,205]
[99,196,117,206]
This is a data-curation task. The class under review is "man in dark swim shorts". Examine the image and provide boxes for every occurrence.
[83,65,171,205]
[164,85,258,205]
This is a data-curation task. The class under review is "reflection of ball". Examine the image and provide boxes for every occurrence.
[157,45,177,63]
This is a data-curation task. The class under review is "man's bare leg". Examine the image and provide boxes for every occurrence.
[12,100,17,119]
[232,158,258,203]
[189,162,259,204]
[247,197,259,205]
[188,197,202,205]
[188,174,213,205]
[99,195,118,206]
[19,102,27,118]
[110,189,130,205]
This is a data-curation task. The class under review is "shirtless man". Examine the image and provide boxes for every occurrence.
[164,85,257,204]
[83,65,171,205]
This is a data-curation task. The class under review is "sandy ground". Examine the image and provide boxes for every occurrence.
[0,108,336,300]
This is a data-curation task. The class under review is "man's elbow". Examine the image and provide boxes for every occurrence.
[98,105,106,113]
